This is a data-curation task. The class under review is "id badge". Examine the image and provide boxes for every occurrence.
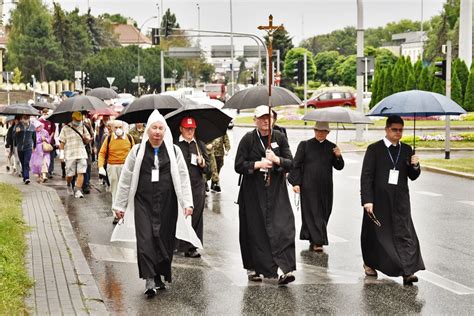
[151,168,159,182]
[388,169,399,185]
[271,142,279,149]
[191,153,198,166]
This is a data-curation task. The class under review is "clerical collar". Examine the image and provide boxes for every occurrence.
[383,137,399,147]
[179,135,195,144]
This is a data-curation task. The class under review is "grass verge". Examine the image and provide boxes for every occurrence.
[422,158,474,175]
[0,183,33,314]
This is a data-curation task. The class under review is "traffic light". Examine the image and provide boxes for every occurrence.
[434,60,446,81]
[151,28,160,45]
[84,73,90,87]
[164,22,172,37]
[293,59,304,85]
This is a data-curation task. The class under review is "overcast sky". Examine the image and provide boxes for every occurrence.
[4,0,446,53]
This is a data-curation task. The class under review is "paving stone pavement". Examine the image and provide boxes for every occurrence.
[0,160,107,315]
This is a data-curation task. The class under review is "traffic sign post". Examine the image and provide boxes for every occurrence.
[106,77,115,88]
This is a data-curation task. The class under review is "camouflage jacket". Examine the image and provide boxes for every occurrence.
[212,133,230,157]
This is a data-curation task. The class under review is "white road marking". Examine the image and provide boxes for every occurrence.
[417,271,474,295]
[414,191,443,197]
[458,200,474,207]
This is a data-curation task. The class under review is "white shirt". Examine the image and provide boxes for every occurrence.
[383,137,400,148]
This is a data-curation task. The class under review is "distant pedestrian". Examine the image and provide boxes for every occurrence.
[58,112,91,198]
[129,123,145,144]
[175,117,210,258]
[360,115,424,285]
[272,110,287,138]
[289,121,344,252]
[111,110,201,298]
[13,115,36,184]
[5,116,20,174]
[30,120,51,183]
[210,133,230,192]
[98,120,134,224]
[39,107,56,178]
[235,105,296,285]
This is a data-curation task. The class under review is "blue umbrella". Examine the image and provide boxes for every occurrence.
[368,90,466,151]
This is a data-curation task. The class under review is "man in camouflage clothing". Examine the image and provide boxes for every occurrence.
[210,133,230,192]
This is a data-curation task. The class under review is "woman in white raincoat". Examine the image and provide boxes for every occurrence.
[111,110,202,298]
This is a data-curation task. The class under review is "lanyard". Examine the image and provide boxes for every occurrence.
[256,130,268,151]
[153,147,159,168]
[386,145,401,169]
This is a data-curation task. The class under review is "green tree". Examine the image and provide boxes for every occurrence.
[313,51,339,84]
[300,26,356,56]
[453,58,469,99]
[12,67,23,84]
[382,66,393,98]
[451,69,463,106]
[335,55,357,87]
[100,13,132,25]
[236,56,247,84]
[264,28,293,72]
[283,47,316,83]
[417,67,430,91]
[369,68,383,108]
[406,73,416,91]
[374,48,397,69]
[463,70,474,111]
[392,65,404,93]
[431,77,445,94]
[85,8,119,53]
[413,59,423,83]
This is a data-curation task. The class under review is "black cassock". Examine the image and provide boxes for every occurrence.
[360,140,425,277]
[175,139,210,251]
[235,130,295,278]
[288,138,344,245]
[135,142,177,282]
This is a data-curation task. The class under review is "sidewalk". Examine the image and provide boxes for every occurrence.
[0,166,107,314]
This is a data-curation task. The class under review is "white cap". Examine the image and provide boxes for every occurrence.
[314,121,330,131]
[254,105,271,118]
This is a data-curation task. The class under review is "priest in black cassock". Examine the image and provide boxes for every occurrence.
[175,117,210,258]
[360,115,424,285]
[111,110,201,298]
[288,121,344,252]
[235,105,296,286]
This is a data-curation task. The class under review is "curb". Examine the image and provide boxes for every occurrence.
[421,165,474,180]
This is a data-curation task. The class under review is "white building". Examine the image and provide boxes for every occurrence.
[381,31,427,63]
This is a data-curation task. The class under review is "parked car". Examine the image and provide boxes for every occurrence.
[302,90,356,109]
[204,83,226,102]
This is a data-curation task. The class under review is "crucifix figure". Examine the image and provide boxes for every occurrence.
[258,15,284,185]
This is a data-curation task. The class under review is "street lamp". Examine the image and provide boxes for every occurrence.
[196,3,200,47]
[137,15,157,95]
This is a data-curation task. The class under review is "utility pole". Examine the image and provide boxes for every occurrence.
[355,0,365,142]
[303,52,307,116]
[161,50,165,93]
[445,41,452,160]
[229,0,235,96]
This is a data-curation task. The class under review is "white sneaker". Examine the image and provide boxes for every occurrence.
[74,190,84,198]
[67,184,74,196]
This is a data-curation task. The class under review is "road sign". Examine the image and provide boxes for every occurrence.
[106,77,115,86]
[356,57,375,76]
[168,47,202,59]
[243,45,266,58]
[74,71,83,79]
[211,45,235,58]
[163,78,175,84]
[131,76,145,83]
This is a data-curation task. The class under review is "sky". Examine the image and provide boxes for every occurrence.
[3,0,447,57]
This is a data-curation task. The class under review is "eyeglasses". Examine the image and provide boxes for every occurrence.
[389,127,404,133]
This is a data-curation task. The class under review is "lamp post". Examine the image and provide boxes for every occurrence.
[137,16,157,95]
[196,3,201,47]
[229,0,234,96]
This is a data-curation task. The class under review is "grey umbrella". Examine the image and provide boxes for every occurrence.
[223,86,302,110]
[0,103,40,116]
[303,106,373,143]
[117,94,186,123]
[47,95,108,123]
[368,90,466,151]
[33,101,56,110]
[87,87,119,100]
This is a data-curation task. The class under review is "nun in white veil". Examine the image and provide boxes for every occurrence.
[111,109,202,296]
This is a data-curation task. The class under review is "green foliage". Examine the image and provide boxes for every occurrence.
[336,55,357,87]
[453,58,469,98]
[264,28,294,71]
[463,71,474,111]
[451,68,463,106]
[100,13,132,25]
[406,73,416,91]
[85,9,119,53]
[382,66,393,98]
[283,47,316,82]
[11,67,23,84]
[431,77,445,95]
[413,59,423,81]
[0,183,33,314]
[374,48,397,69]
[300,26,356,56]
[418,67,431,91]
[392,65,404,93]
[313,51,339,84]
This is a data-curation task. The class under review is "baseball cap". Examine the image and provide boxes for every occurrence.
[254,105,271,118]
[314,121,330,132]
[180,117,197,128]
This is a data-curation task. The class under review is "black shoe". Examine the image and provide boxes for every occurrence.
[154,276,166,290]
[112,217,119,225]
[185,250,201,258]
[24,179,30,185]
[278,272,295,285]
[82,186,90,194]
[247,271,263,282]
[6,166,10,171]
[213,184,221,192]
[47,174,53,179]
[205,183,209,192]
[144,278,157,298]
[403,274,418,285]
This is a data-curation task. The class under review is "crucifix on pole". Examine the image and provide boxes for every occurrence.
[257,14,283,148]
[258,15,283,186]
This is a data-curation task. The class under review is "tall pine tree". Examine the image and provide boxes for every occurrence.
[382,66,393,98]
[418,67,430,91]
[451,69,463,106]
[464,70,474,111]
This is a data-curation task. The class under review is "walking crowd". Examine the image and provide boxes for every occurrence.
[2,103,425,297]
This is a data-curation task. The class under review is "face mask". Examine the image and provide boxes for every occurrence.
[115,128,124,137]
[72,121,82,127]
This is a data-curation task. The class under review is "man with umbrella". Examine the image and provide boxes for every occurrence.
[175,117,210,258]
[13,114,36,184]
[288,121,344,252]
[235,105,296,285]
[58,112,92,198]
[360,115,424,285]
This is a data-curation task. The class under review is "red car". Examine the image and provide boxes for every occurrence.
[204,84,226,102]
[303,91,356,109]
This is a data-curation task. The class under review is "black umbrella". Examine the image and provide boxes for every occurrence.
[87,87,119,100]
[223,86,302,110]
[33,101,56,110]
[164,103,232,143]
[47,95,108,123]
[0,103,40,116]
[117,94,186,123]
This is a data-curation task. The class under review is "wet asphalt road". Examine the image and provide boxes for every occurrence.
[47,127,473,314]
